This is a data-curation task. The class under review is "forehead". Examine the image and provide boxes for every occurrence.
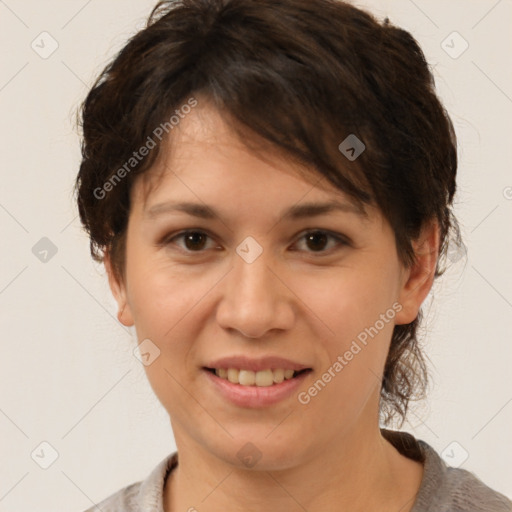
[131,100,374,223]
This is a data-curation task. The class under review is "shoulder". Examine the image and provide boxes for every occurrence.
[381,429,512,512]
[433,465,512,512]
[81,452,178,512]
[82,482,142,512]
[414,437,512,512]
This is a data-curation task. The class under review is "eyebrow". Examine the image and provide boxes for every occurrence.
[145,199,368,222]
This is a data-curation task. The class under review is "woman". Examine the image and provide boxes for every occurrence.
[75,0,512,510]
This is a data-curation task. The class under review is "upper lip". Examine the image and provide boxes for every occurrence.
[204,356,312,372]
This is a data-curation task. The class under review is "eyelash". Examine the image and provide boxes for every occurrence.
[159,229,350,256]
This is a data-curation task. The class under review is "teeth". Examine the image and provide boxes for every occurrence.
[214,368,299,386]
[217,368,228,379]
[227,368,239,383]
[284,369,294,379]
[239,370,256,386]
[273,368,284,384]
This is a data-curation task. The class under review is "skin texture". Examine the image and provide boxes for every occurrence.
[105,101,439,512]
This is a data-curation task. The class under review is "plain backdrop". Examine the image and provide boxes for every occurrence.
[0,1,511,510]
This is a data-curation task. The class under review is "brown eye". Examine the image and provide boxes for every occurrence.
[294,230,349,254]
[164,230,215,252]
[182,232,208,251]
[305,231,329,251]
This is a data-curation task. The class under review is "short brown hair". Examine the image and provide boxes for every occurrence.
[74,0,462,427]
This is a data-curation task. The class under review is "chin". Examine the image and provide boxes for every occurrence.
[209,436,307,472]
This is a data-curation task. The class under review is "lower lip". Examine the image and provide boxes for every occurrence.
[202,369,311,408]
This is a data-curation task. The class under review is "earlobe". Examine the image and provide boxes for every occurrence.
[395,220,440,325]
[104,253,135,327]
[116,302,134,326]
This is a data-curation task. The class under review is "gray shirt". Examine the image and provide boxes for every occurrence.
[84,429,512,511]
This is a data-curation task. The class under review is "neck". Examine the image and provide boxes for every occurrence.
[163,420,423,512]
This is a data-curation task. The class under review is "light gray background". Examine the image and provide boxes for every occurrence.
[0,1,511,510]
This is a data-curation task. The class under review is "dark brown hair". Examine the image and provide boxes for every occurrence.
[74,0,462,427]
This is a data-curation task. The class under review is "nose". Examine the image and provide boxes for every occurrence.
[215,248,295,339]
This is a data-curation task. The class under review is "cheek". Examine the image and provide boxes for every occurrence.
[293,270,397,407]
[126,263,228,377]
[299,324,394,427]
[126,258,206,336]
[294,265,398,341]
[127,267,212,411]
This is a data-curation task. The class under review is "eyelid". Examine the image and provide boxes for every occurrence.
[292,229,350,252]
[158,228,220,252]
[159,228,350,254]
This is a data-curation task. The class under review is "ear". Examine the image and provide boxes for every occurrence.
[104,252,134,327]
[395,220,440,325]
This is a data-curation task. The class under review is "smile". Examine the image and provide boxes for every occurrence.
[205,367,311,387]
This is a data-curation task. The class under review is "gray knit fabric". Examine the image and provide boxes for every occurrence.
[83,430,512,512]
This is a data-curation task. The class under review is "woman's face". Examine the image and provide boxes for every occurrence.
[107,102,435,470]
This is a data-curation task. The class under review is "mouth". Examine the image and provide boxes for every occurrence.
[203,367,312,387]
[202,365,313,408]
